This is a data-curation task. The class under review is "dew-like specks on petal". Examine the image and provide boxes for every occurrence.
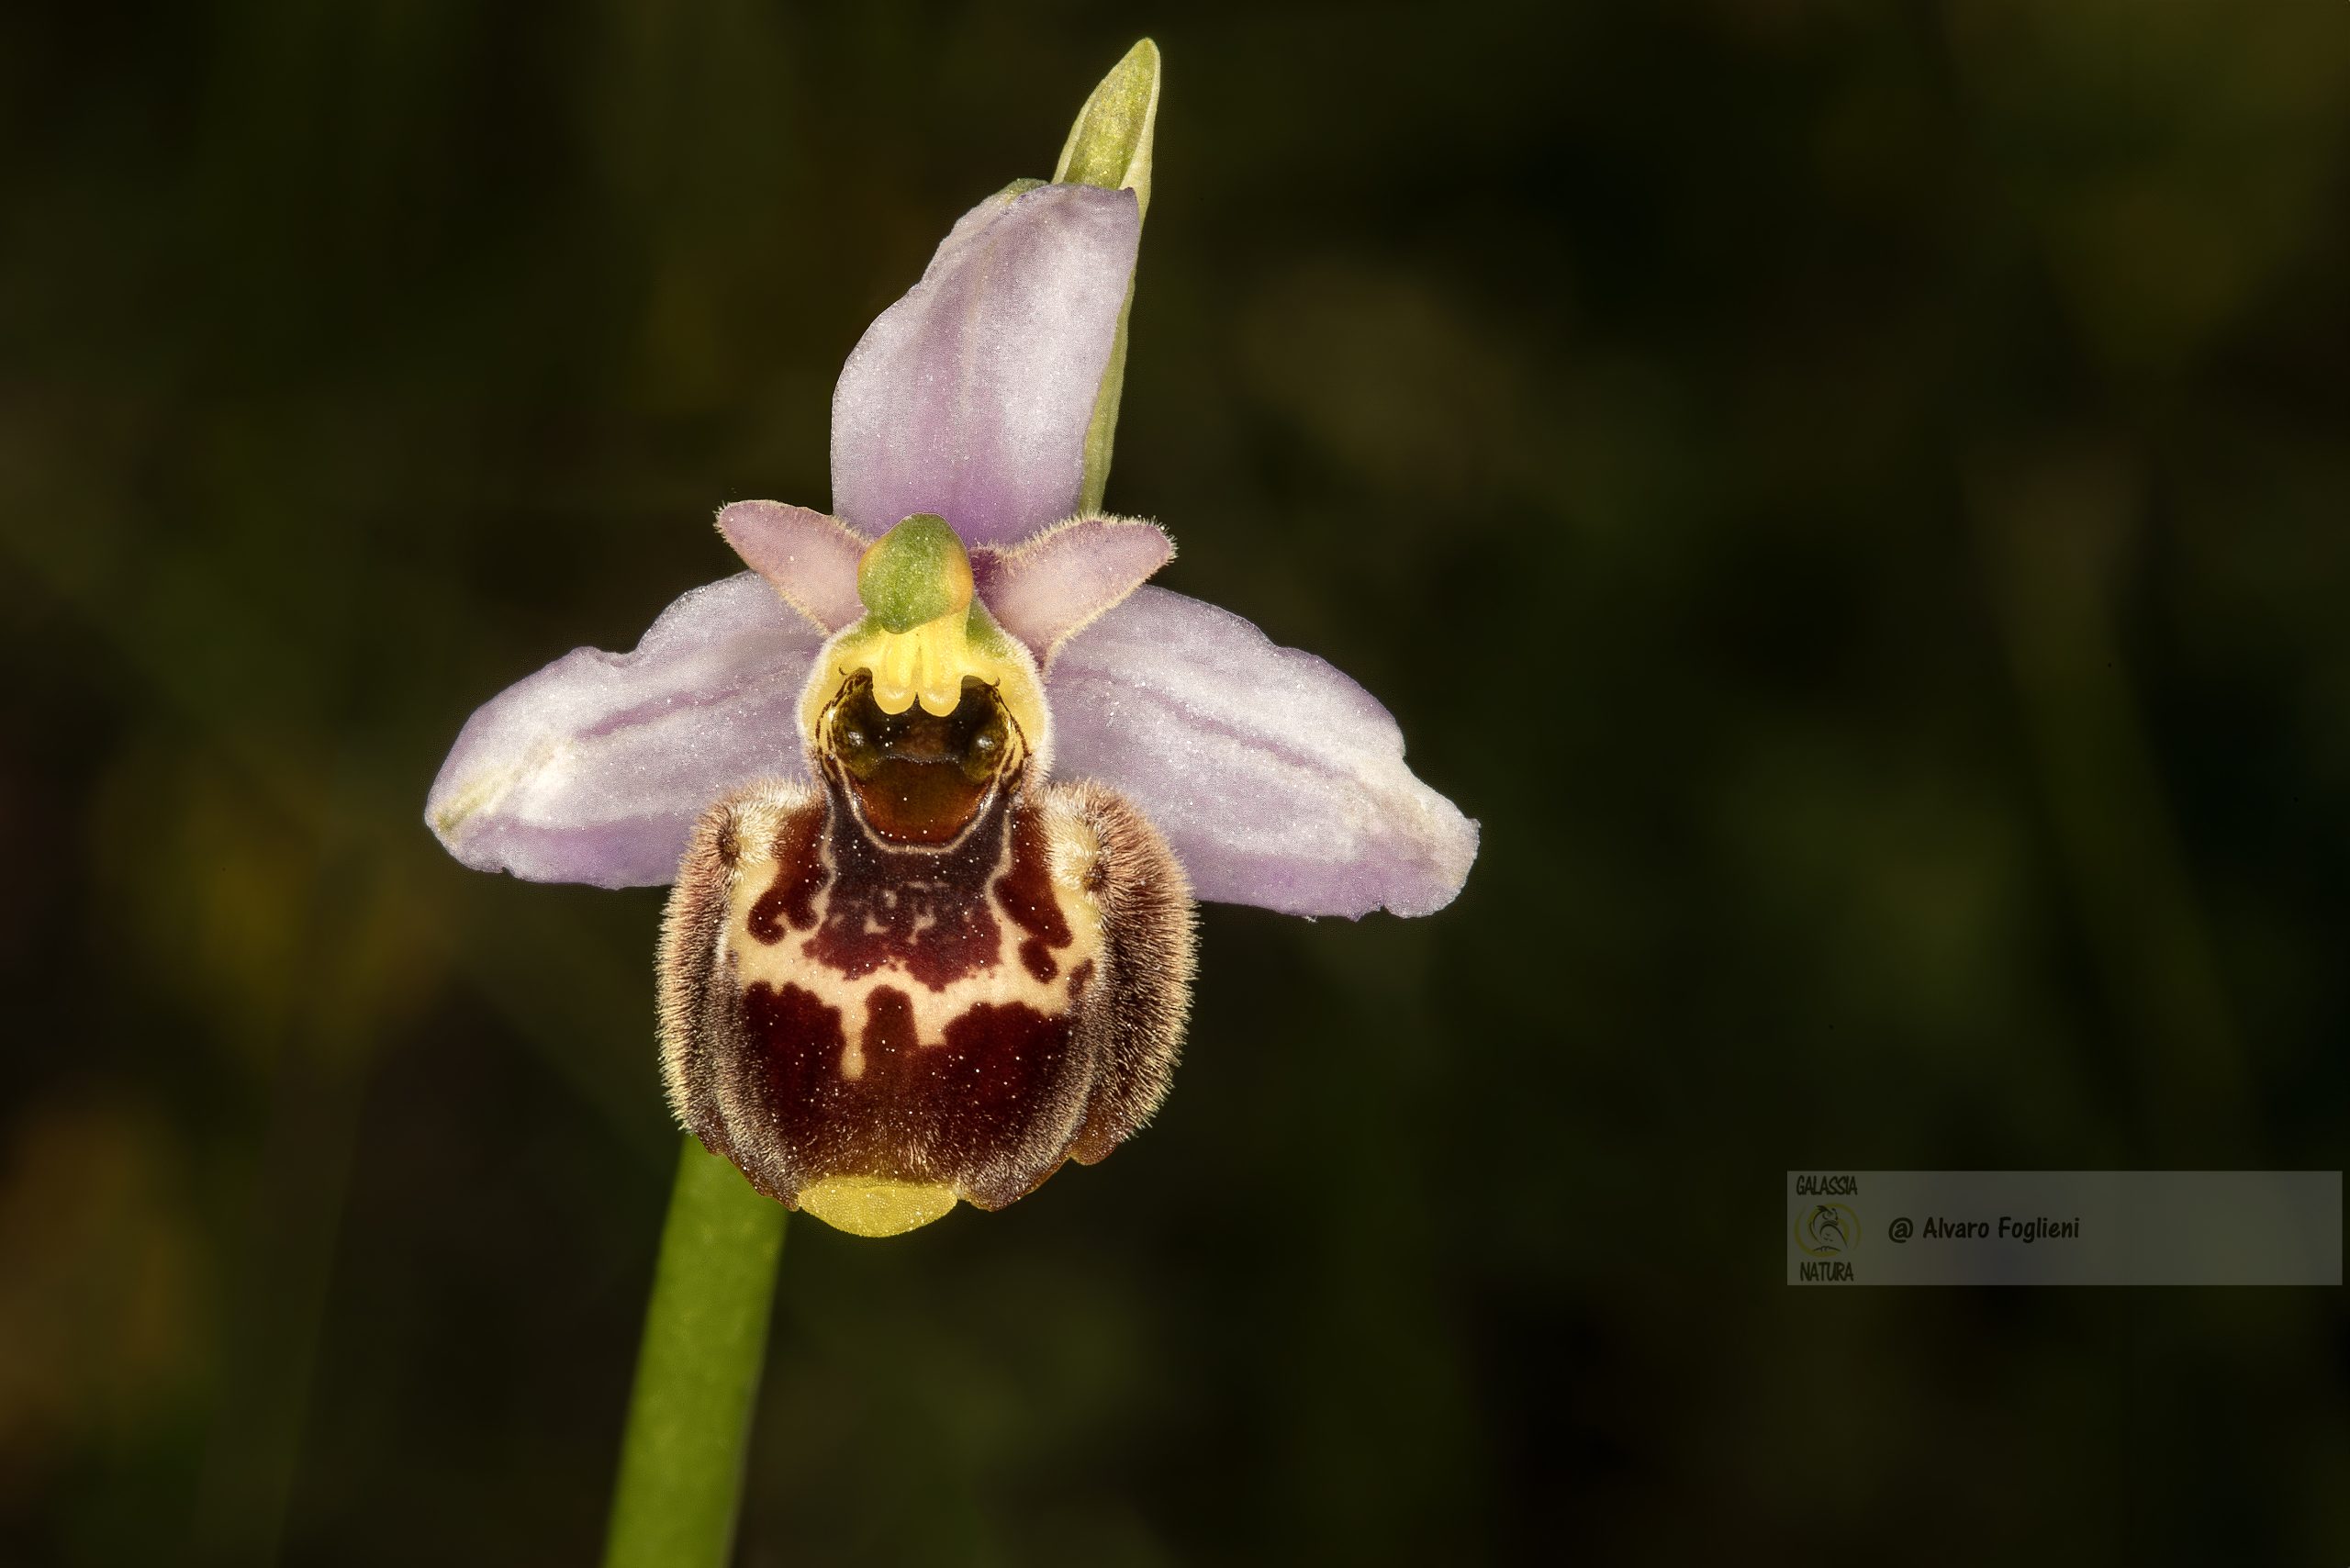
[830,183,1142,549]
[425,572,822,889]
[1046,587,1478,919]
[970,515,1173,664]
[717,500,868,632]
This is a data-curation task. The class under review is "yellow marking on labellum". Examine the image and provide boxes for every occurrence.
[1051,814,1104,915]
[797,1175,961,1237]
[659,772,1195,1237]
[716,794,1109,1049]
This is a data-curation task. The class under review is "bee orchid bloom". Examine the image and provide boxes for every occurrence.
[425,44,1476,1236]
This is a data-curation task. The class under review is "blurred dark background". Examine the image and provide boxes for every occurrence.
[6,2,2349,1563]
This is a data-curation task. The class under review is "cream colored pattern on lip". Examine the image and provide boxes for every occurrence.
[719,794,1108,1080]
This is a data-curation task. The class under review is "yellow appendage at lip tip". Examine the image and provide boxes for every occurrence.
[797,1175,961,1237]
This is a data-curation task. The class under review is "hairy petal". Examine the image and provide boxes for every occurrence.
[831,183,1141,548]
[426,573,819,888]
[717,500,867,632]
[1047,587,1477,918]
[970,515,1172,664]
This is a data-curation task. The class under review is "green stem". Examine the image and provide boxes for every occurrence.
[603,1137,789,1568]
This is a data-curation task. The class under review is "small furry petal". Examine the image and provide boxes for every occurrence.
[969,515,1173,665]
[717,500,868,632]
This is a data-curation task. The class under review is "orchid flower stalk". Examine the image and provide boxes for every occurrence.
[426,39,1475,1561]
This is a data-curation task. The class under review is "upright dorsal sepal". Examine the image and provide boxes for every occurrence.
[1056,39,1160,518]
[1054,38,1159,220]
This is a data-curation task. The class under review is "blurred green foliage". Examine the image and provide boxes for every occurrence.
[4,3,2348,1565]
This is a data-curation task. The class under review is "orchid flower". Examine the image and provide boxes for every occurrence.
[424,42,1476,1238]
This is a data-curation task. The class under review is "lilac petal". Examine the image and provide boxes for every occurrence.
[1047,587,1477,918]
[426,573,819,888]
[717,499,867,631]
[970,515,1172,662]
[832,183,1141,549]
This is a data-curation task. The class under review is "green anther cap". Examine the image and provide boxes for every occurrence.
[857,514,975,633]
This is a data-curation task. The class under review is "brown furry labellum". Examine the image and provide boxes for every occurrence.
[657,672,1195,1236]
